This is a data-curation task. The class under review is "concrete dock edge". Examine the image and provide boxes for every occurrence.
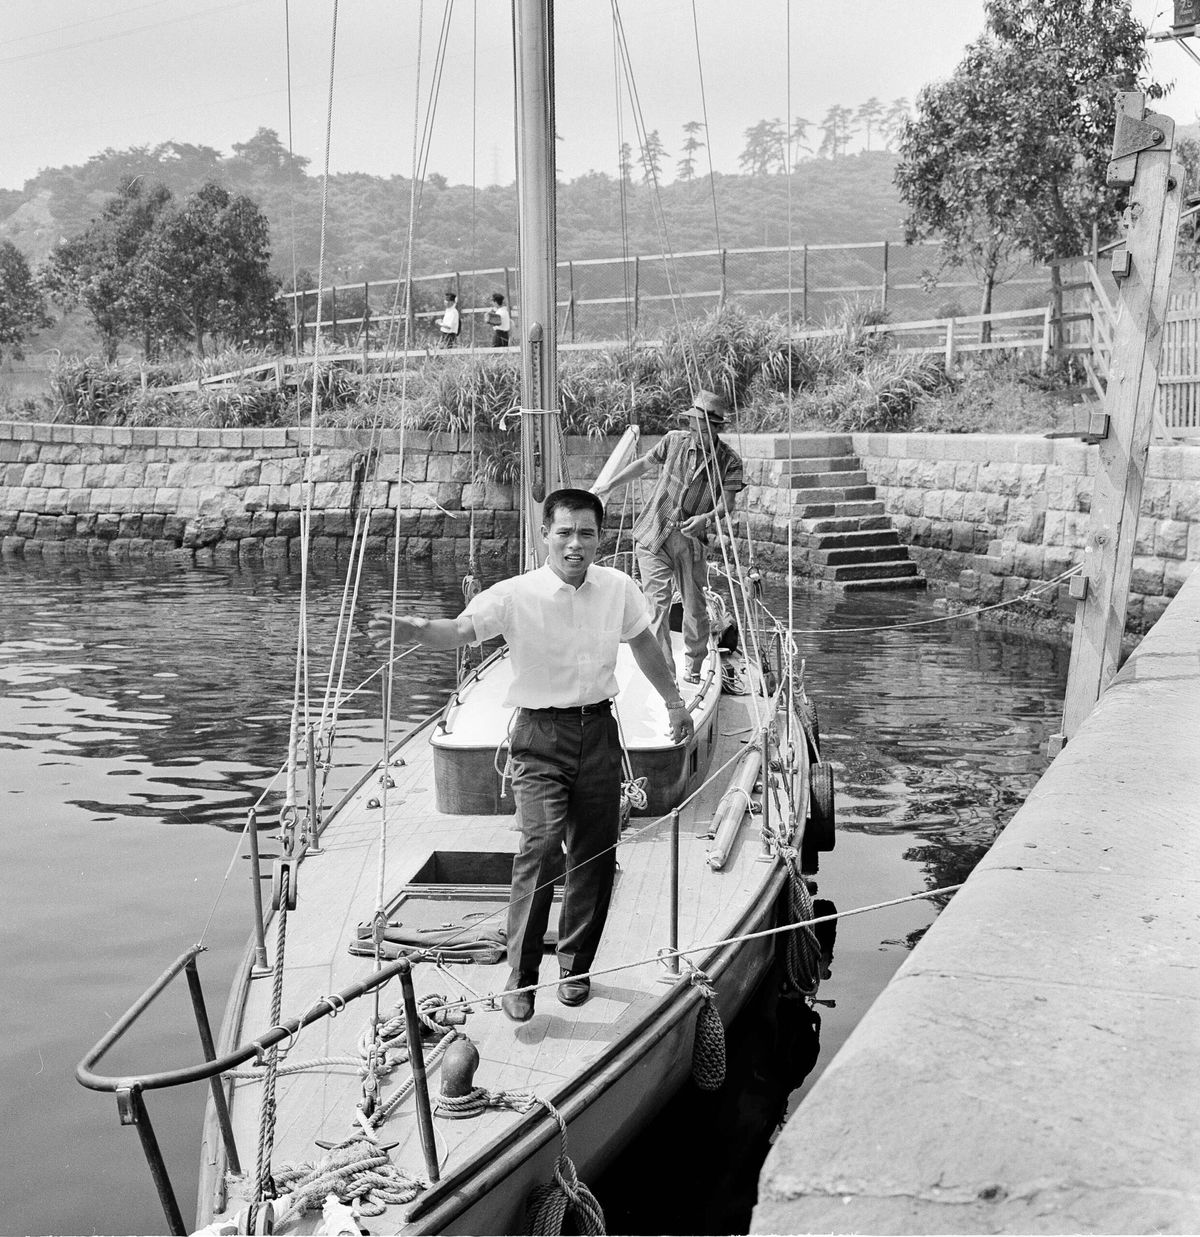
[753,565,1200,1235]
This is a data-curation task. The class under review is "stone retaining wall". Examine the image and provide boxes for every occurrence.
[3,423,1198,639]
[850,431,1200,634]
[0,422,610,564]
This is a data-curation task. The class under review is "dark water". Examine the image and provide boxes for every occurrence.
[0,557,1067,1236]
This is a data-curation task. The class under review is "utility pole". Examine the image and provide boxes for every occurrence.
[1051,92,1182,752]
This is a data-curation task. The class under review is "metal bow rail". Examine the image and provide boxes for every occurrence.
[75,947,438,1235]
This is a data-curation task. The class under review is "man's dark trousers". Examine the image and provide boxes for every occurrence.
[506,706,622,981]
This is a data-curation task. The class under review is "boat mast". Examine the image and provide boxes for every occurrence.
[513,0,563,568]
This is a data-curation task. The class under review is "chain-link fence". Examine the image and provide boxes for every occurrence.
[283,240,1054,352]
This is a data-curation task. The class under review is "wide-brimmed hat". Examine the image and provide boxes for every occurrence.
[684,389,729,425]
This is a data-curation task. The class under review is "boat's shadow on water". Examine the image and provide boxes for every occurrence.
[594,911,835,1236]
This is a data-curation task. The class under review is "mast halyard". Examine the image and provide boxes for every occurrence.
[513,0,563,569]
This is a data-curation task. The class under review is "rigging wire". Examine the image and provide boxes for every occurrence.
[689,0,723,257]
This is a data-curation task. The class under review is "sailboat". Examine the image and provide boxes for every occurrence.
[76,4,835,1234]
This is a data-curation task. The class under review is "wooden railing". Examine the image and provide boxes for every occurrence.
[146,305,1055,395]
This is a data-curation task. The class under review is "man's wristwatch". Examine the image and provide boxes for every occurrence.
[665,698,686,710]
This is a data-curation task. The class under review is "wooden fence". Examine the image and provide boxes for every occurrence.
[1059,257,1200,439]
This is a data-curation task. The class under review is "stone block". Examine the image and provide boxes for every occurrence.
[313,481,355,509]
[1140,593,1169,628]
[408,536,433,558]
[1147,445,1183,480]
[1013,437,1055,464]
[163,515,187,543]
[1014,542,1045,579]
[922,491,944,520]
[942,491,967,521]
[358,480,389,509]
[141,514,165,540]
[241,484,269,511]
[1140,480,1172,520]
[1168,481,1200,522]
[263,536,290,558]
[1163,559,1196,597]
[1152,517,1187,556]
[1130,555,1165,596]
[96,513,120,540]
[233,460,261,487]
[249,512,276,538]
[416,511,446,538]
[275,511,301,538]
[427,452,473,483]
[66,488,92,514]
[261,457,305,486]
[322,509,353,537]
[224,513,253,540]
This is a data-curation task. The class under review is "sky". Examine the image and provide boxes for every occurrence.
[1,0,1199,192]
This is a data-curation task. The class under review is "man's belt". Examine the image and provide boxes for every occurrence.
[523,700,612,716]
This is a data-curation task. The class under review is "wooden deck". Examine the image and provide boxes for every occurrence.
[202,642,803,1234]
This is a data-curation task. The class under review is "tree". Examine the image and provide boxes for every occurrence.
[856,98,885,151]
[896,0,1158,336]
[42,180,174,361]
[139,183,282,357]
[639,130,668,184]
[881,98,911,151]
[789,116,813,168]
[817,106,856,158]
[0,241,49,359]
[677,120,705,181]
[230,127,310,181]
[618,142,633,185]
[739,119,786,176]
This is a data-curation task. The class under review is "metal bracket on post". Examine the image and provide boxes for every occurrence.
[1056,90,1182,748]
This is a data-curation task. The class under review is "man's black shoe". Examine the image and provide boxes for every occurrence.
[501,974,536,1022]
[558,969,591,1006]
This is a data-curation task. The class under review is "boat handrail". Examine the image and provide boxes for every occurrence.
[76,948,416,1095]
[76,946,437,1234]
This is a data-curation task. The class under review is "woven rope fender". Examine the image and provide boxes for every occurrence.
[524,1100,606,1236]
[685,964,726,1091]
[779,845,823,995]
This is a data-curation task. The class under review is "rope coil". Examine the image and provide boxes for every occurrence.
[269,1135,426,1224]
[434,1086,538,1120]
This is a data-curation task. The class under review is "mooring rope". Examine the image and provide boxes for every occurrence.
[524,1098,606,1236]
[270,1134,426,1225]
[252,867,291,1202]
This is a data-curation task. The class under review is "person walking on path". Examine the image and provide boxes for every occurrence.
[594,389,743,684]
[486,291,511,347]
[437,290,460,346]
[373,488,694,1023]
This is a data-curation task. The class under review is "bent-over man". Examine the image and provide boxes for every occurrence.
[595,389,743,683]
[375,488,693,1023]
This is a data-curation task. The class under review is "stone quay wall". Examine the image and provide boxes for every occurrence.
[0,422,611,564]
[2,422,1198,639]
[849,431,1200,634]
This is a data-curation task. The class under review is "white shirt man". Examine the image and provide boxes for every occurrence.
[377,488,692,1022]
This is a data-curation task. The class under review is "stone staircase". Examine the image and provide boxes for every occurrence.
[751,433,926,590]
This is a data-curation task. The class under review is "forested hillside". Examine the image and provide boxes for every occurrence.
[0,129,907,284]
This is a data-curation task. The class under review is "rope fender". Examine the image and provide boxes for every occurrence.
[778,845,824,995]
[524,1100,606,1236]
[684,963,726,1092]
